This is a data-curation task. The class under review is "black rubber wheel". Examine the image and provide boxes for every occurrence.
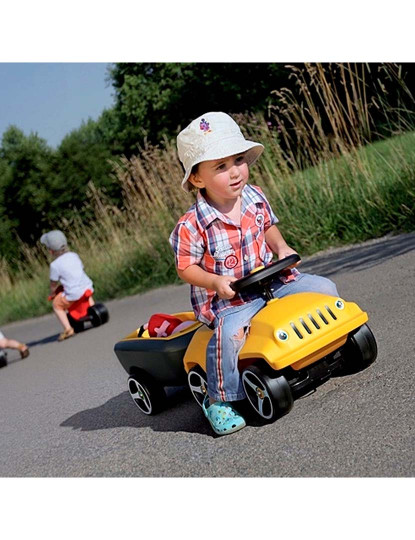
[242,364,293,422]
[187,365,208,407]
[88,303,109,327]
[339,324,377,375]
[0,350,8,369]
[128,372,167,415]
[67,313,84,333]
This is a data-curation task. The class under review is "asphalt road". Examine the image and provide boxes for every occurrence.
[1,232,414,477]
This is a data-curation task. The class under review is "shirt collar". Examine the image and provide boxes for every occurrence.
[195,184,264,229]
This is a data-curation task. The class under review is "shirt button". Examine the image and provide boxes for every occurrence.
[244,254,249,261]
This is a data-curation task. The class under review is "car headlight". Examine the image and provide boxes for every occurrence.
[276,329,289,341]
[335,299,345,310]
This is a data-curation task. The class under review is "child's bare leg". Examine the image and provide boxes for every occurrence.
[0,337,29,357]
[88,296,95,307]
[0,337,23,350]
[53,306,72,331]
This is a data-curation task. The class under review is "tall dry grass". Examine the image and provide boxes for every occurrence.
[1,63,414,324]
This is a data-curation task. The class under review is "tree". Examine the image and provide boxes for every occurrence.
[55,116,122,218]
[108,63,291,153]
[0,156,16,259]
[0,126,58,257]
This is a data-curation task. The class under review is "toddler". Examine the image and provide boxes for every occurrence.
[40,230,94,341]
[169,112,338,436]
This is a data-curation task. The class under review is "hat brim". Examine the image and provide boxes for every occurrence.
[181,140,264,192]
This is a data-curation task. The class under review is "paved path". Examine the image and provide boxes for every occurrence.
[0,232,414,477]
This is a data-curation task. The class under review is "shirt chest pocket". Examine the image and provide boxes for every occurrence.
[207,230,241,273]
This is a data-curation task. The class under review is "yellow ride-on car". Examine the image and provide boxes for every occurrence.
[114,255,377,422]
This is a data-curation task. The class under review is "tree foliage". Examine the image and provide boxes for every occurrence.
[0,127,59,259]
[109,63,291,152]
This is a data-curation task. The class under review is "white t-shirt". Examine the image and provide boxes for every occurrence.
[50,252,94,301]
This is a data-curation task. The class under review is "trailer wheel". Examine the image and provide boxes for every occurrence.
[128,372,166,415]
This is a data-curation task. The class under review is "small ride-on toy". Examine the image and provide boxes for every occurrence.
[114,255,377,422]
[48,285,109,333]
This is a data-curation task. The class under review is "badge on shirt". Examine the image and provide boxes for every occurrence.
[255,213,265,228]
[224,254,238,269]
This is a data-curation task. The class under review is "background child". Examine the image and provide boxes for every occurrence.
[0,330,29,359]
[40,230,94,341]
[170,112,339,436]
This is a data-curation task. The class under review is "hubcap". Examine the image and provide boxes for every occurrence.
[242,370,274,420]
[128,377,152,415]
[256,387,265,399]
[188,370,208,407]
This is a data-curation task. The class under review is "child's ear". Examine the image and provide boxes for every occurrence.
[188,172,205,189]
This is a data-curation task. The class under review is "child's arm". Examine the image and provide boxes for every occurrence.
[265,225,301,263]
[49,280,60,295]
[178,265,237,300]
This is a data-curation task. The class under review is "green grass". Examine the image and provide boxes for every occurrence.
[1,131,414,326]
[258,131,415,253]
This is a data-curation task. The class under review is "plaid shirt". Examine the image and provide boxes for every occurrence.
[169,184,279,326]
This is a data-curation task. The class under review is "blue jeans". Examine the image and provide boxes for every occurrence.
[206,273,339,402]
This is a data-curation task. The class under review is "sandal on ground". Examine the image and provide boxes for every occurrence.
[19,345,30,359]
[202,397,246,436]
[58,328,75,342]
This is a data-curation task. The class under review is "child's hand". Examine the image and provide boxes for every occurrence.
[212,275,238,299]
[278,246,301,267]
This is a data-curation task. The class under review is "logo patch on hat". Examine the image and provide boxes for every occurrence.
[199,118,211,133]
[224,254,238,269]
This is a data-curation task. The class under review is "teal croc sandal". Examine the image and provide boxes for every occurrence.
[202,397,246,435]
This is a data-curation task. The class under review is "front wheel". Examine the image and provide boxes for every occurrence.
[339,324,377,375]
[67,313,84,333]
[242,364,293,422]
[128,372,167,415]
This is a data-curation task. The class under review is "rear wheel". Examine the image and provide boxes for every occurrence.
[128,372,167,415]
[339,324,377,375]
[88,303,109,327]
[242,364,293,422]
[187,366,208,407]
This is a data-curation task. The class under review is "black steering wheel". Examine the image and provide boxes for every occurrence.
[231,254,301,300]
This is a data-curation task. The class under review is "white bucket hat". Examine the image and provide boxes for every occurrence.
[40,230,67,251]
[177,112,264,192]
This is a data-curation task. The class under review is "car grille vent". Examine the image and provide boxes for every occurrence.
[290,322,303,339]
[307,313,320,329]
[289,304,340,340]
[300,318,312,334]
[325,305,337,320]
[316,309,329,325]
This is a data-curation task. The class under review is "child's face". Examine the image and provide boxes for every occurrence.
[189,153,249,206]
